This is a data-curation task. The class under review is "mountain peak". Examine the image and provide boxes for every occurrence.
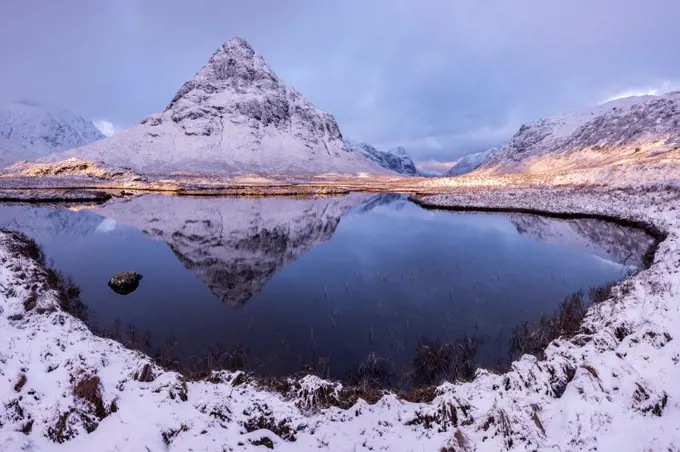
[54,38,387,175]
[218,37,255,56]
[166,37,277,112]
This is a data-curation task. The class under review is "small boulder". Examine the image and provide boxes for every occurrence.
[108,271,143,295]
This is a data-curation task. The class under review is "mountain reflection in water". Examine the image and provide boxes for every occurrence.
[0,194,655,387]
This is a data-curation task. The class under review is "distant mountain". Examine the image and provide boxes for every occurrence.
[0,100,104,167]
[444,148,498,176]
[344,139,417,175]
[415,168,443,178]
[49,38,387,176]
[478,93,680,176]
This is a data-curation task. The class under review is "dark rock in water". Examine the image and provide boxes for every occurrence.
[108,271,143,295]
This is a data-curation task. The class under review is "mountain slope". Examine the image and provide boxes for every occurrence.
[0,100,104,167]
[445,148,498,176]
[478,93,680,177]
[50,38,387,175]
[344,139,417,175]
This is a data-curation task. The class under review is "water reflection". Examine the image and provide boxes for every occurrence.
[508,214,654,267]
[0,194,655,387]
[95,195,367,306]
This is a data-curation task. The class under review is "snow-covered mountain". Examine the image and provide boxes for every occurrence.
[444,147,498,176]
[478,93,680,175]
[344,139,417,175]
[49,38,387,175]
[0,100,104,167]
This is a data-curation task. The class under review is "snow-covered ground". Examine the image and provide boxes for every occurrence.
[1,184,679,451]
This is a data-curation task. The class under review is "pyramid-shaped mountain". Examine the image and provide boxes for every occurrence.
[50,38,387,175]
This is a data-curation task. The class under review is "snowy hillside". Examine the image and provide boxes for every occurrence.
[479,93,680,175]
[444,147,498,176]
[0,100,104,167]
[49,38,387,176]
[344,139,417,175]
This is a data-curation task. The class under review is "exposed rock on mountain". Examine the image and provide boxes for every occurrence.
[444,148,498,176]
[344,139,417,175]
[0,100,104,167]
[478,93,680,178]
[96,194,367,306]
[50,38,386,175]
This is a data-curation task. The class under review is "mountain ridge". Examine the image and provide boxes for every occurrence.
[444,147,498,176]
[477,93,680,176]
[344,139,417,175]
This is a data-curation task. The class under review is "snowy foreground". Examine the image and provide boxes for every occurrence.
[1,185,680,451]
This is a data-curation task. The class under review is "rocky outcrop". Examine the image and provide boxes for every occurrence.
[0,100,104,167]
[108,271,143,295]
[345,139,417,175]
[49,38,386,176]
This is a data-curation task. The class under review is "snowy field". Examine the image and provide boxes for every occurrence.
[0,183,679,451]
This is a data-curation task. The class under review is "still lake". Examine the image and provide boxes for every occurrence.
[0,194,654,387]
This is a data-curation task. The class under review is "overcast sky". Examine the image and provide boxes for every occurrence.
[1,0,679,162]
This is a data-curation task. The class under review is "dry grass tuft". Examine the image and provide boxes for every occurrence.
[14,374,27,392]
[510,290,586,361]
[133,363,155,382]
[73,374,107,420]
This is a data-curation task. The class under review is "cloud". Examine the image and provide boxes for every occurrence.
[93,120,117,137]
[601,80,679,104]
[380,120,520,160]
[2,0,679,162]
[415,160,459,175]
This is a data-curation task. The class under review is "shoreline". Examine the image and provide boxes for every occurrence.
[1,183,679,450]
